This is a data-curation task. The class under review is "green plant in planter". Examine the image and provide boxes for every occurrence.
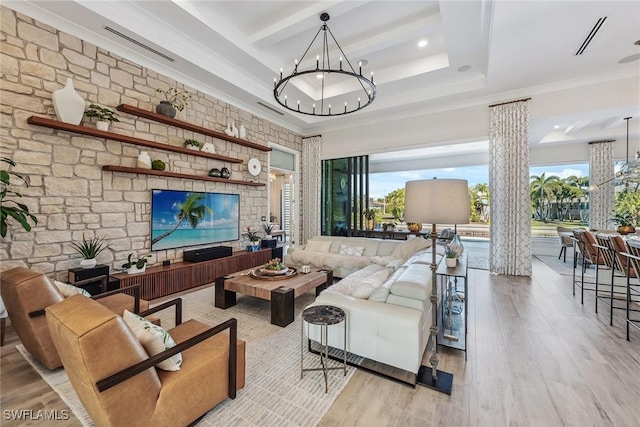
[70,235,106,259]
[122,253,152,269]
[363,208,376,220]
[184,138,202,149]
[445,243,463,259]
[610,210,636,227]
[151,159,166,171]
[0,157,38,238]
[84,104,120,122]
[242,227,261,243]
[262,223,274,236]
[156,88,191,111]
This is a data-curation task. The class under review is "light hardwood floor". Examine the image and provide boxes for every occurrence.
[1,258,639,426]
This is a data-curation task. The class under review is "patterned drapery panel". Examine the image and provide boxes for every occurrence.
[301,136,322,244]
[589,141,615,230]
[489,100,532,276]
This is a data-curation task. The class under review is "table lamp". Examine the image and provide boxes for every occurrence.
[404,178,470,394]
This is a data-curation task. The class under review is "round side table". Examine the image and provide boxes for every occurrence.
[300,305,347,393]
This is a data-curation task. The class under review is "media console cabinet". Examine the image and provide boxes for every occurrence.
[112,247,282,300]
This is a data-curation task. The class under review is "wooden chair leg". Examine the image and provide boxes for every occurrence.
[1,317,6,346]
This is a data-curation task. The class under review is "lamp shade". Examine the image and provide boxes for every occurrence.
[404,179,470,225]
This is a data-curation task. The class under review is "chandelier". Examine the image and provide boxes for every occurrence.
[590,117,636,191]
[273,13,376,117]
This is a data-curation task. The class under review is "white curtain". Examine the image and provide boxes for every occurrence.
[301,136,321,244]
[589,141,615,230]
[489,100,532,276]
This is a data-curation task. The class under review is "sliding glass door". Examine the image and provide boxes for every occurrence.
[321,156,369,236]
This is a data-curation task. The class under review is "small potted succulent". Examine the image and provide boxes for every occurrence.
[259,257,288,276]
[70,235,106,269]
[121,253,152,274]
[84,104,119,131]
[155,87,191,118]
[242,227,261,252]
[184,138,202,151]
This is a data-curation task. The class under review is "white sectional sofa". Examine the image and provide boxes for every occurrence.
[284,235,431,278]
[304,249,442,374]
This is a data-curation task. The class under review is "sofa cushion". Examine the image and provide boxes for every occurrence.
[304,240,332,252]
[377,240,401,257]
[389,263,432,300]
[54,280,91,297]
[391,238,432,260]
[368,265,407,302]
[338,243,365,256]
[351,269,389,299]
[123,310,183,371]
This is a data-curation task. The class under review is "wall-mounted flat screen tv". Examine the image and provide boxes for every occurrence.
[151,189,239,251]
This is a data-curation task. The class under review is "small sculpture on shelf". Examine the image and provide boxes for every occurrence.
[224,120,239,138]
[208,168,221,178]
[137,152,152,169]
[220,167,231,179]
[201,142,216,154]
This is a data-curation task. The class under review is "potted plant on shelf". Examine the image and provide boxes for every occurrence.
[364,208,376,231]
[445,243,463,267]
[0,158,38,239]
[242,227,261,252]
[610,210,637,235]
[155,87,191,118]
[70,235,106,269]
[184,138,202,151]
[84,104,119,131]
[262,223,274,239]
[121,253,152,274]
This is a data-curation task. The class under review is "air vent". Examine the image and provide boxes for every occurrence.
[575,17,607,55]
[257,101,285,116]
[104,26,175,62]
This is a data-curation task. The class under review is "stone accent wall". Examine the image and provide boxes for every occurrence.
[0,6,302,280]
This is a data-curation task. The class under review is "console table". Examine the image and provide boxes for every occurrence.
[436,253,468,359]
[113,248,279,300]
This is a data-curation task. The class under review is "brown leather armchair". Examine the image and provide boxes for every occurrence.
[0,267,148,369]
[46,294,245,427]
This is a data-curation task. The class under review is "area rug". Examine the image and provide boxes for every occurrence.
[17,286,355,427]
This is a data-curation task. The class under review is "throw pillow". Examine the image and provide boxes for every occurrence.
[54,280,91,298]
[351,269,389,299]
[391,237,432,260]
[123,310,182,371]
[338,243,365,257]
[304,240,333,252]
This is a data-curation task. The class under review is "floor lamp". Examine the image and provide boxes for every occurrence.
[404,178,470,395]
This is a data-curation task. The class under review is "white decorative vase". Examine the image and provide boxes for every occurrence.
[52,78,85,125]
[445,257,457,268]
[127,264,146,274]
[137,151,152,169]
[96,120,109,131]
[265,234,272,240]
[80,258,97,269]
[239,124,246,139]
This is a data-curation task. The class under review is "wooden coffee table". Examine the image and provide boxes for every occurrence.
[215,266,332,326]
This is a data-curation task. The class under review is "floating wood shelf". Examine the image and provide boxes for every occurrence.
[27,116,243,164]
[117,104,271,152]
[102,165,265,186]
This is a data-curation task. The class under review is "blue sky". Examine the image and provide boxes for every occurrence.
[370,163,589,199]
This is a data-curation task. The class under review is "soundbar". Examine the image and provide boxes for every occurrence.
[183,246,232,263]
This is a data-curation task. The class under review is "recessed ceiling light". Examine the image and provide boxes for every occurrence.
[418,40,428,48]
[554,125,560,129]
[457,65,472,72]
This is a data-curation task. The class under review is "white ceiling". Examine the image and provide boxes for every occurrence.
[7,0,640,154]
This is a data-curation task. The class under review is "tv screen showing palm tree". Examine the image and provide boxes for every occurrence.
[151,189,240,251]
